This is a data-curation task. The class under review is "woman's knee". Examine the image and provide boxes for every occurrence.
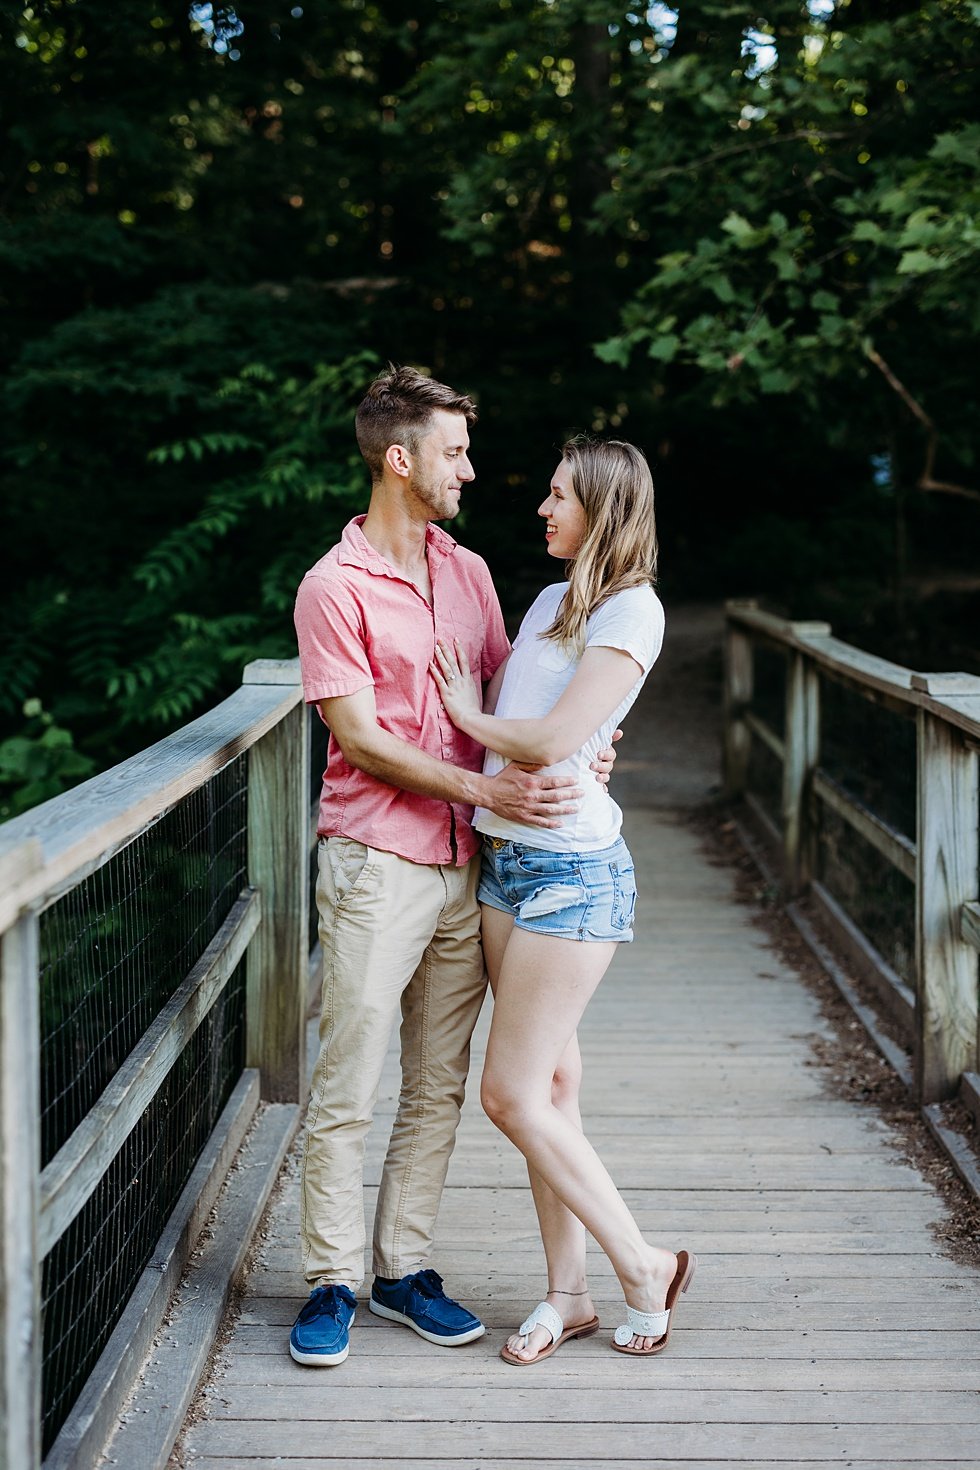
[481,1072,532,1138]
[551,1056,582,1109]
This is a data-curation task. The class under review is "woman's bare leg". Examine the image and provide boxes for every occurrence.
[481,922,676,1351]
[481,906,594,1360]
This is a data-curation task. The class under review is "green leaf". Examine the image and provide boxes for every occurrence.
[594,336,633,367]
[770,250,799,280]
[897,248,942,274]
[707,274,737,304]
[720,212,764,248]
[851,220,884,243]
[929,124,980,164]
[647,334,680,363]
[758,369,796,393]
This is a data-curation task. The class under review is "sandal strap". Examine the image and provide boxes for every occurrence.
[613,1304,669,1346]
[517,1301,564,1347]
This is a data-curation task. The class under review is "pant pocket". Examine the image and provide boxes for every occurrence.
[322,837,376,907]
[610,862,637,930]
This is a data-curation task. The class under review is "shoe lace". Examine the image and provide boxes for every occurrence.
[411,1268,446,1299]
[300,1285,353,1322]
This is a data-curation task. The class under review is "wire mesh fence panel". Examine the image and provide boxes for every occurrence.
[818,675,916,840]
[817,802,915,985]
[40,960,246,1454]
[39,758,248,1167]
[747,732,783,837]
[37,756,249,1451]
[752,641,787,741]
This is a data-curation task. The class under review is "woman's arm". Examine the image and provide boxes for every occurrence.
[482,654,509,716]
[318,684,581,825]
[432,637,641,766]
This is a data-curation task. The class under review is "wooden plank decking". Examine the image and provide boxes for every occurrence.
[170,609,980,1469]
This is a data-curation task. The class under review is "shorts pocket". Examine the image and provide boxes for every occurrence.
[514,848,574,881]
[609,860,637,931]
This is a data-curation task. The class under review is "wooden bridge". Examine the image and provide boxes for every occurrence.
[2,604,979,1469]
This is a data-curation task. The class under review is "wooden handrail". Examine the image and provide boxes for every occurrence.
[725,598,980,737]
[724,599,980,1112]
[0,658,308,1469]
[0,672,303,927]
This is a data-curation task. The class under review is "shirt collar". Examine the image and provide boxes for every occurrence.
[337,515,458,576]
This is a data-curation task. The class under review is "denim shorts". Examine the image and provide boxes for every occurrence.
[477,835,636,943]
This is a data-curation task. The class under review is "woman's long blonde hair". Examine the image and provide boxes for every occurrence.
[544,435,658,654]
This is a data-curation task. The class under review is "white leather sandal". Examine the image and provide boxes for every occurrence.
[500,1300,600,1366]
[611,1250,697,1356]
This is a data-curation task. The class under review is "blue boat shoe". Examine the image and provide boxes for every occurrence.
[289,1283,357,1366]
[369,1268,485,1345]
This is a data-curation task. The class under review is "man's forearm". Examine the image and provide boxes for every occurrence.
[338,722,488,807]
[321,691,578,829]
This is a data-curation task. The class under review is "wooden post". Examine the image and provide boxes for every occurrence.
[914,697,980,1103]
[1,905,42,1470]
[244,661,309,1103]
[782,650,821,897]
[723,605,755,799]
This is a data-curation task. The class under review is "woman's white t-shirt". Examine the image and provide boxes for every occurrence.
[474,582,665,853]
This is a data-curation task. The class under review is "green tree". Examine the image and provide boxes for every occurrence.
[3,0,979,815]
[595,0,980,593]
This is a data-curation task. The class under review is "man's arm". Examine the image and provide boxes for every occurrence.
[319,687,582,829]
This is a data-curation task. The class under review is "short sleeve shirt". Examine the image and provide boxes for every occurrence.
[294,516,511,865]
[475,582,665,852]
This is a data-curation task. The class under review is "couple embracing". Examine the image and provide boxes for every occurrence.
[290,365,695,1370]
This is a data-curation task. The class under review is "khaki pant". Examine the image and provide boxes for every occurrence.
[300,837,487,1288]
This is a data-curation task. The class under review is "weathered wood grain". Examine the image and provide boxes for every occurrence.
[210,1356,980,1391]
[183,1462,980,1470]
[169,809,980,1470]
[722,615,754,798]
[0,910,41,1470]
[98,1100,298,1470]
[915,706,980,1102]
[182,1418,980,1461]
[246,696,309,1103]
[207,1385,980,1424]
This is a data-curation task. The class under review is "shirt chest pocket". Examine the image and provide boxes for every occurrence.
[441,613,490,678]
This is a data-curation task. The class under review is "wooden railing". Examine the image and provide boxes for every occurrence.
[4,614,977,1461]
[723,600,980,1136]
[0,658,311,1470]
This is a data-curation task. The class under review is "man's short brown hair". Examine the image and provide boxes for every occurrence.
[354,365,478,482]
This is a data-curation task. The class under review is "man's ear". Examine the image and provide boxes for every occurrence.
[385,443,412,479]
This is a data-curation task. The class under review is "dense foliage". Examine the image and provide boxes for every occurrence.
[2,0,978,814]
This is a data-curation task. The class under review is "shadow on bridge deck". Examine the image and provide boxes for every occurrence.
[167,603,980,1470]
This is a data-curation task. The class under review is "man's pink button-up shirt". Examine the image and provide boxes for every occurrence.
[294,516,511,866]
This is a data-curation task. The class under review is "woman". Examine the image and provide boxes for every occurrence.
[430,434,695,1365]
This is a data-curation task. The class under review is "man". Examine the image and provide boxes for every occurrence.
[290,365,598,1367]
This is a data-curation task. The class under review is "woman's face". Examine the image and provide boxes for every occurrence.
[538,459,587,560]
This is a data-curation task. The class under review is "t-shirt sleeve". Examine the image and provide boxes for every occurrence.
[586,587,665,674]
[293,571,375,704]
